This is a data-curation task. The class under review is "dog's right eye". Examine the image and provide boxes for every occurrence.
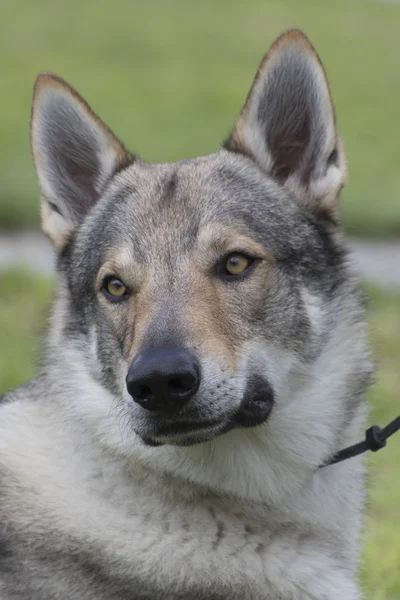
[102,276,129,302]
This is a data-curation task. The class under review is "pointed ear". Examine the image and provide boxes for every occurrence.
[31,74,133,250]
[224,29,347,218]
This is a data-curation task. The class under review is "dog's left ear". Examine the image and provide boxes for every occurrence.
[224,29,347,218]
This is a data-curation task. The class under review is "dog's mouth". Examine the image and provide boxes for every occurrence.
[140,420,230,447]
[137,390,274,447]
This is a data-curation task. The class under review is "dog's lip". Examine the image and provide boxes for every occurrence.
[147,419,223,437]
[138,419,228,446]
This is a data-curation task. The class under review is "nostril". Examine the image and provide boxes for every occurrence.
[136,384,153,401]
[168,377,194,395]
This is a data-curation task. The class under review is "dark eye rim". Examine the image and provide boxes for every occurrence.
[214,252,261,281]
[101,275,130,303]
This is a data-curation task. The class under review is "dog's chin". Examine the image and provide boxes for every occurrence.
[136,390,274,447]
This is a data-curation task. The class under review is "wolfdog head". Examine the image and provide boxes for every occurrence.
[31,30,371,499]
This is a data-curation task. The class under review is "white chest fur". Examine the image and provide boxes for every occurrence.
[0,401,362,600]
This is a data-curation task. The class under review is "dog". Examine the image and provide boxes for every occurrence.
[0,29,373,599]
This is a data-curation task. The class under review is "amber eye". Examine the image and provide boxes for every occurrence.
[225,253,253,276]
[102,277,128,301]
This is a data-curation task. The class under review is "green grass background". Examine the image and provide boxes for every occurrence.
[0,271,399,599]
[1,0,400,236]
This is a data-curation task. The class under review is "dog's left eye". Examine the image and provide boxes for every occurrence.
[225,254,251,275]
[220,253,257,278]
[102,277,129,301]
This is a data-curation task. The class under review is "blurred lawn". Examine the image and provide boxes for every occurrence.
[0,270,51,390]
[1,0,400,237]
[0,270,399,598]
[362,285,400,600]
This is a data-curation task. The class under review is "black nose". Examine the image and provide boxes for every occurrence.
[126,347,201,412]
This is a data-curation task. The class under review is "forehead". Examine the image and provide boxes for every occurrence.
[84,149,305,262]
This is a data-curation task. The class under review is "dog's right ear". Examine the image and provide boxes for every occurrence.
[31,74,132,250]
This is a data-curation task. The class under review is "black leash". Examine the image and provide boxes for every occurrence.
[320,416,400,468]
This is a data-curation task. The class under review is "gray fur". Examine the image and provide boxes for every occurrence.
[0,29,372,599]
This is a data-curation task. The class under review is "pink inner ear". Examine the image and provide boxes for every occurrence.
[268,133,311,184]
[225,36,335,189]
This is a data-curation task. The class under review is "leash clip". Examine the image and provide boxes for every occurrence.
[365,425,386,452]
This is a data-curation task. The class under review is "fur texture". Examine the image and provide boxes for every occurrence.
[0,29,372,599]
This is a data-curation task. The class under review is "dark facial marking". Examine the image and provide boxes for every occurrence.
[163,171,178,205]
[212,521,225,550]
[233,375,274,428]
